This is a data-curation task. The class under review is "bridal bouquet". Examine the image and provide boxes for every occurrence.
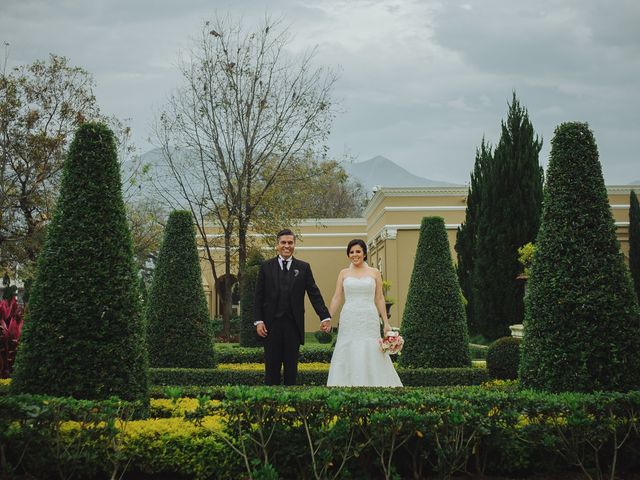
[379,329,404,355]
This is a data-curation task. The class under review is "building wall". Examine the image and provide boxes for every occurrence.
[201,184,639,332]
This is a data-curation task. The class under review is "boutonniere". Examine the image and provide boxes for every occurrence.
[293,269,300,277]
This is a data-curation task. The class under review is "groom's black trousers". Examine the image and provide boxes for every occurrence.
[264,314,300,386]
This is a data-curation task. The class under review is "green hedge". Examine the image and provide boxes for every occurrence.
[486,337,522,380]
[520,122,640,392]
[146,210,216,368]
[215,343,334,363]
[3,388,640,479]
[400,217,471,368]
[11,123,149,405]
[150,366,488,387]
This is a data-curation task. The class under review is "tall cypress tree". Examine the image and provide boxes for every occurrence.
[400,217,471,368]
[472,93,543,340]
[12,123,149,403]
[239,249,265,347]
[146,210,216,368]
[629,190,640,301]
[455,139,491,336]
[519,122,640,392]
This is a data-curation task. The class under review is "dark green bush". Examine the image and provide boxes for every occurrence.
[150,366,487,387]
[215,343,333,363]
[313,330,333,344]
[11,123,149,404]
[486,337,521,380]
[239,250,264,347]
[3,387,639,479]
[146,210,215,368]
[519,123,640,392]
[400,217,471,368]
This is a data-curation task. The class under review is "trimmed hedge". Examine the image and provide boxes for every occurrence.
[239,250,264,347]
[519,122,640,392]
[11,123,149,404]
[486,337,521,380]
[3,388,640,479]
[400,217,471,368]
[146,210,215,368]
[150,366,488,387]
[215,343,333,363]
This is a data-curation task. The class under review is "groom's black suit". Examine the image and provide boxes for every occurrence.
[254,256,330,385]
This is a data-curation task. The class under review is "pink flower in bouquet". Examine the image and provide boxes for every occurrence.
[379,329,404,355]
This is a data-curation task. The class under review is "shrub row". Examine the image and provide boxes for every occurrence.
[3,388,640,479]
[215,343,333,363]
[216,343,485,364]
[150,366,489,387]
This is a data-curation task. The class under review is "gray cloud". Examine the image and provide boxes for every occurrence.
[1,0,637,184]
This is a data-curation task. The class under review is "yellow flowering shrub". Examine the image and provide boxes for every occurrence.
[150,398,220,418]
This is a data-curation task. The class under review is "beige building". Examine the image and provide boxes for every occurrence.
[201,185,638,333]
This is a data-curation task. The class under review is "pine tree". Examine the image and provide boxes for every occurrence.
[399,217,471,368]
[519,122,640,392]
[472,93,543,340]
[12,123,149,403]
[629,190,640,301]
[455,139,491,336]
[145,210,215,368]
[239,249,265,347]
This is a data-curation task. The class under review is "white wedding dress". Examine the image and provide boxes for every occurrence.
[327,276,403,387]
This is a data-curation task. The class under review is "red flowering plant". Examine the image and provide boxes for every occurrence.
[0,297,24,378]
[378,327,404,355]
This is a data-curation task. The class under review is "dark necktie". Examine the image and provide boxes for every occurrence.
[282,259,289,272]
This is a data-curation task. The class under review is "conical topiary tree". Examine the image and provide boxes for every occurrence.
[146,210,215,368]
[399,217,471,368]
[11,122,149,403]
[239,248,265,347]
[629,190,640,302]
[519,122,640,392]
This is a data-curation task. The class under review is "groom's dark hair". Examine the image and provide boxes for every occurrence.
[347,238,368,260]
[277,228,295,240]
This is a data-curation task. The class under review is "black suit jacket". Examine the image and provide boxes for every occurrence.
[254,256,330,345]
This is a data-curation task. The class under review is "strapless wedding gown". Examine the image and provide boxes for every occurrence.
[327,276,402,387]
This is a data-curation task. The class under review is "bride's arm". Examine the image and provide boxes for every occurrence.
[328,270,345,317]
[373,269,391,334]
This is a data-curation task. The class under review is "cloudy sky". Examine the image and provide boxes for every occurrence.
[2,0,639,185]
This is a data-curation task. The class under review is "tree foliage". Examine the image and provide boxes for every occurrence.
[629,190,640,302]
[471,93,543,340]
[145,210,215,368]
[399,217,471,368]
[153,15,337,332]
[519,122,640,392]
[11,123,149,403]
[455,139,491,336]
[0,53,148,283]
[239,248,265,347]
[0,54,100,273]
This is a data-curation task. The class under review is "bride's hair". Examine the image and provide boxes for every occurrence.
[346,238,367,260]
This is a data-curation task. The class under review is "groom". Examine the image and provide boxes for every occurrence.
[254,229,331,385]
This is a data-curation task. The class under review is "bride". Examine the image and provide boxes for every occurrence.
[326,239,402,387]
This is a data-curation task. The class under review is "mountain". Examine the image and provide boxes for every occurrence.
[134,149,456,199]
[340,155,455,193]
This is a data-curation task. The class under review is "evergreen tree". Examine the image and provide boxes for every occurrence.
[239,249,265,347]
[399,217,471,368]
[455,139,491,336]
[519,122,640,392]
[146,210,215,368]
[472,93,543,340]
[12,123,149,403]
[629,190,640,301]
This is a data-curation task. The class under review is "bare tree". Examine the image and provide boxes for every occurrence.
[153,15,337,332]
